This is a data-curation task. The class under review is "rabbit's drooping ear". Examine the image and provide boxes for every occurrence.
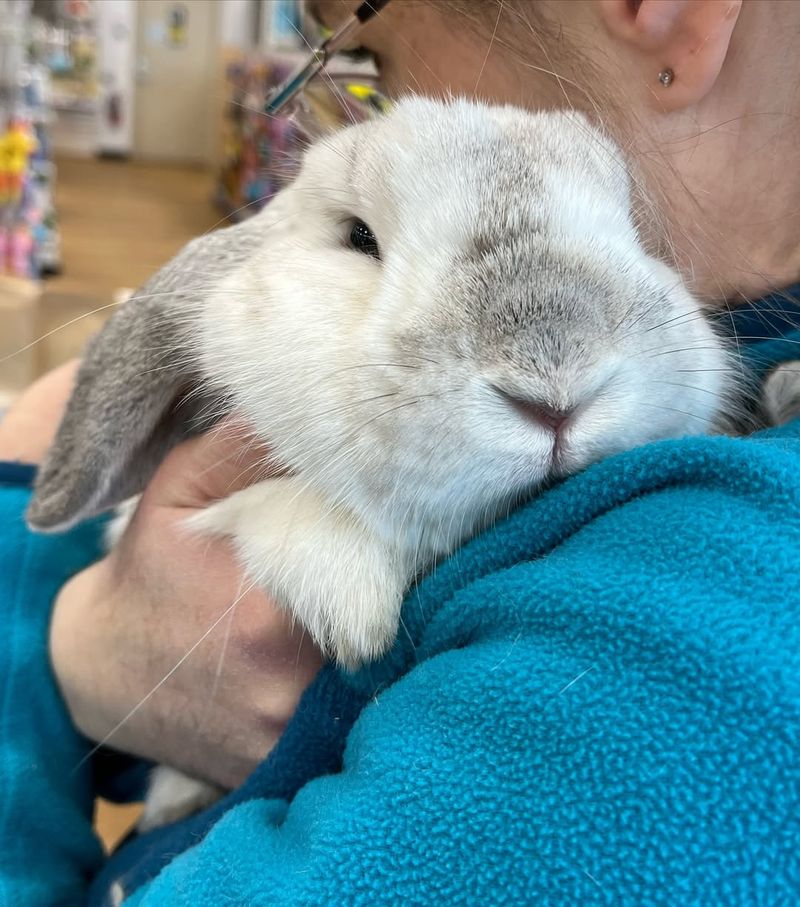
[26,213,274,532]
[26,292,212,532]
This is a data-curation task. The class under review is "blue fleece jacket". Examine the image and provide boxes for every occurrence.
[1,305,799,906]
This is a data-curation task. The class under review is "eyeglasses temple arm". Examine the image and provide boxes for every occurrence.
[264,0,391,116]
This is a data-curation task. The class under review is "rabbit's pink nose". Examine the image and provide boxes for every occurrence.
[518,401,572,432]
[494,388,574,434]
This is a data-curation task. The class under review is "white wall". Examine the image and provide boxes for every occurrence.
[96,0,136,155]
[133,0,220,163]
[220,0,257,48]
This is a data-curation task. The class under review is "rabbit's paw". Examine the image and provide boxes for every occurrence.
[763,361,800,427]
[189,477,407,669]
[139,767,222,832]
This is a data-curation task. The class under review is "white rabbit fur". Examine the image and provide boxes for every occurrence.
[188,98,733,666]
[31,98,743,830]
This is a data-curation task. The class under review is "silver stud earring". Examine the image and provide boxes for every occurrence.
[658,68,674,87]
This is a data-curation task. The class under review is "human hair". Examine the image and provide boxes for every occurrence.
[440,1,607,110]
[437,0,800,303]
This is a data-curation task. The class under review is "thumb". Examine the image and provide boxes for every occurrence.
[145,418,278,510]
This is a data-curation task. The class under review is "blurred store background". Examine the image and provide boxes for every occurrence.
[0,0,376,408]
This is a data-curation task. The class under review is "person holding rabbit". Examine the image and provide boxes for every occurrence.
[1,1,799,904]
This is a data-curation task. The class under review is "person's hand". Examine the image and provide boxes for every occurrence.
[0,360,78,464]
[49,418,323,789]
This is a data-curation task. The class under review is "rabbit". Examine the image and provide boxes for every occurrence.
[763,361,800,425]
[27,97,743,830]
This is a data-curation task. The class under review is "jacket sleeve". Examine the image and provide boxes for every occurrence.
[0,474,107,906]
[126,432,800,906]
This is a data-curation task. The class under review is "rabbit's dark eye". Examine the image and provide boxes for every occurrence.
[348,219,380,259]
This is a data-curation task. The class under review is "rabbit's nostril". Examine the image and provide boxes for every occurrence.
[493,387,574,434]
[521,401,572,432]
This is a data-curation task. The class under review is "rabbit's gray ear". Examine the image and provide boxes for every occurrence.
[26,208,272,532]
[26,294,218,532]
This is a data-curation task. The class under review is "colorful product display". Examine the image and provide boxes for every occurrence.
[0,97,61,279]
[215,56,305,220]
[0,2,63,279]
[215,55,385,222]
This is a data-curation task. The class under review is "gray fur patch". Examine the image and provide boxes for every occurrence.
[27,215,269,531]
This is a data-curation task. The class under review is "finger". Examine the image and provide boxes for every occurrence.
[0,360,80,463]
[147,417,279,509]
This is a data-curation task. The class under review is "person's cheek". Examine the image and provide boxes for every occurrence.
[313,0,355,28]
[378,42,455,99]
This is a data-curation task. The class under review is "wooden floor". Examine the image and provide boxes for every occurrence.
[38,155,221,372]
[40,156,220,850]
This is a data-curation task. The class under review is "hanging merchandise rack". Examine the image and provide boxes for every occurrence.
[0,0,62,279]
[215,55,382,221]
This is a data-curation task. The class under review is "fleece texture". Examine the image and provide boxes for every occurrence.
[119,422,800,906]
[0,470,106,906]
[0,320,799,906]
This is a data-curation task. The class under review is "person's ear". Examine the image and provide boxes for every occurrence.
[597,0,742,111]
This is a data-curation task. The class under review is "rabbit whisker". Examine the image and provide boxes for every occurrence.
[72,577,261,774]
